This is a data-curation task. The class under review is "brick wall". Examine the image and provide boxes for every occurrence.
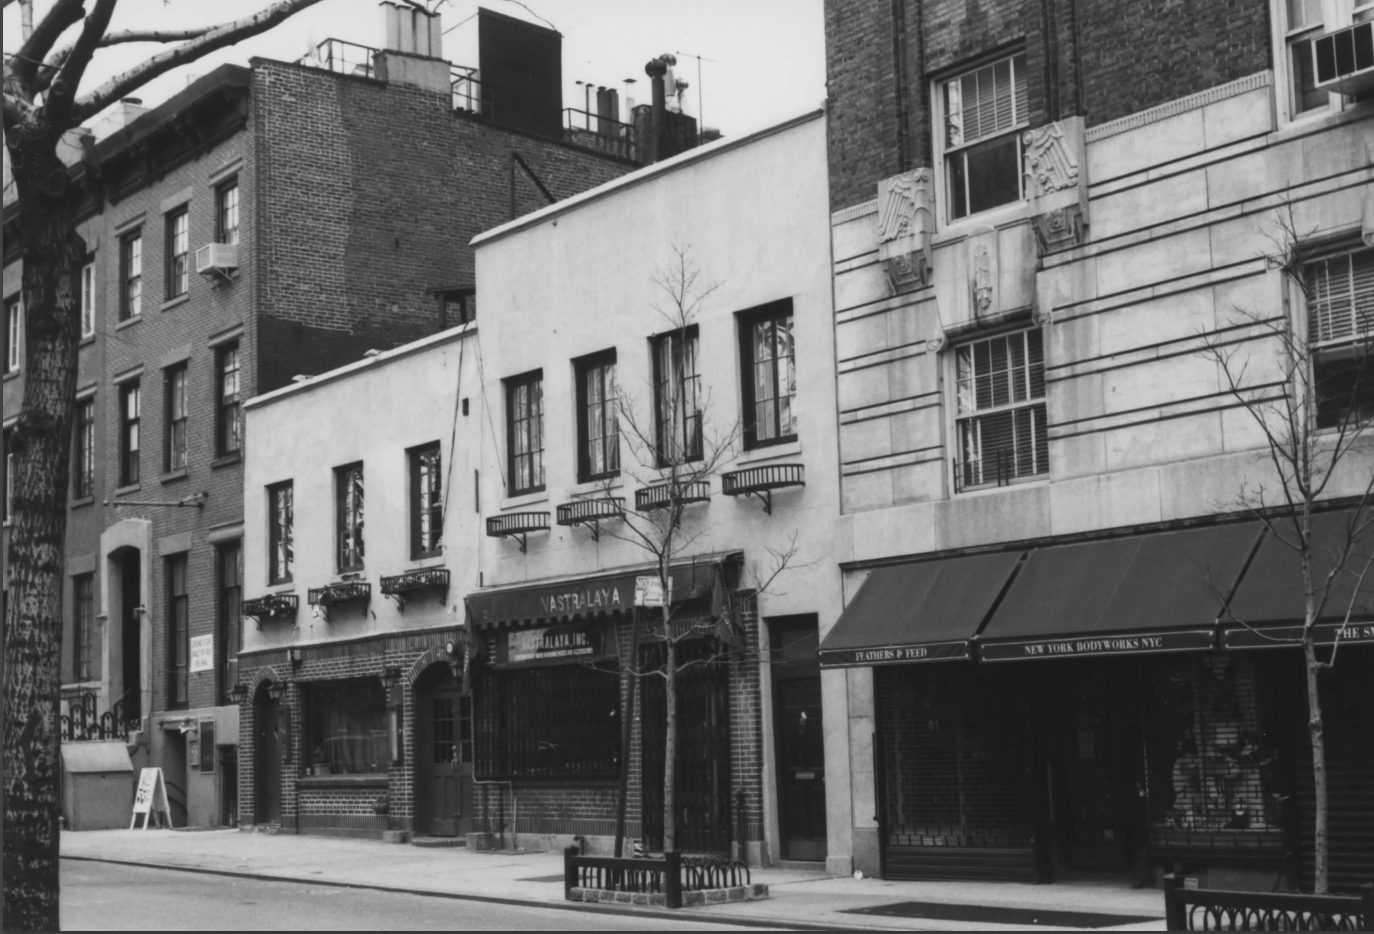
[824,0,1272,210]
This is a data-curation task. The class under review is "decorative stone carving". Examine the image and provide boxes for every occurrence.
[876,168,934,293]
[1362,184,1374,249]
[966,229,999,320]
[925,334,947,354]
[1023,116,1089,255]
[1032,304,1055,327]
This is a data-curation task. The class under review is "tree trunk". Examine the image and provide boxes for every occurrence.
[3,137,85,932]
[663,631,677,854]
[1302,635,1328,894]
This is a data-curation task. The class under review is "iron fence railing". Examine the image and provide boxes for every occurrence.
[300,38,379,78]
[61,691,140,742]
[953,448,1015,493]
[562,107,637,159]
[1162,874,1371,931]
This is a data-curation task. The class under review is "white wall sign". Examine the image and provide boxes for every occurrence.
[634,575,670,607]
[189,634,214,673]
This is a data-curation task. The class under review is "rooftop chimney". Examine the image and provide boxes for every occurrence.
[381,0,443,57]
[645,55,675,163]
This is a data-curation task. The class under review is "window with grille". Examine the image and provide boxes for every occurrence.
[942,52,1028,220]
[119,380,141,486]
[5,297,19,373]
[409,443,443,557]
[74,573,95,682]
[740,303,796,448]
[955,328,1047,491]
[218,542,242,702]
[217,182,239,246]
[506,371,544,494]
[74,398,94,500]
[653,327,702,465]
[168,554,189,709]
[335,463,364,571]
[120,232,141,320]
[473,663,621,780]
[217,343,242,455]
[165,208,189,299]
[1307,245,1374,429]
[268,481,293,584]
[165,364,187,472]
[576,351,619,481]
[81,262,95,337]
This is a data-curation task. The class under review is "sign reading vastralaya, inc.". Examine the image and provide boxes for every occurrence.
[503,626,604,666]
[979,629,1215,662]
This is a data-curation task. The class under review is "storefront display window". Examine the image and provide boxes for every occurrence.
[304,679,389,775]
[474,662,620,780]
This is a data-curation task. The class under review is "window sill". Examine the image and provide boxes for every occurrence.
[61,680,102,693]
[736,439,801,465]
[114,315,142,331]
[266,580,296,592]
[1271,99,1374,144]
[407,554,445,569]
[956,473,1049,498]
[934,201,1031,244]
[161,294,190,312]
[296,773,390,789]
[113,483,142,497]
[70,495,95,510]
[211,451,242,470]
[79,333,96,348]
[567,476,623,498]
[161,468,189,485]
[500,489,549,511]
[3,369,18,382]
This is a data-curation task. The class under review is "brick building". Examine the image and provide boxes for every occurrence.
[4,6,636,831]
[818,0,1374,891]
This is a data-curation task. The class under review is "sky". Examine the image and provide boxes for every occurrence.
[3,0,828,138]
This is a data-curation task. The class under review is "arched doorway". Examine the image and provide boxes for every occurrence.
[414,663,473,837]
[255,683,283,824]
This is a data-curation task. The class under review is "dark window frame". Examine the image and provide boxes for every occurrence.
[409,443,443,559]
[335,462,365,572]
[651,326,702,466]
[119,231,142,321]
[738,300,797,450]
[216,180,240,246]
[506,370,545,495]
[303,678,389,776]
[6,296,20,373]
[575,350,620,482]
[74,572,95,682]
[165,364,188,472]
[268,481,294,584]
[119,380,141,486]
[218,541,242,704]
[437,287,475,327]
[167,553,189,710]
[941,51,1029,221]
[74,397,95,500]
[165,207,189,300]
[216,343,242,456]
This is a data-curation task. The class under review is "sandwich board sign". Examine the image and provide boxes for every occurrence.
[130,767,174,829]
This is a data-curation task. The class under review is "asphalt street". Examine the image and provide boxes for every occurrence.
[60,860,785,931]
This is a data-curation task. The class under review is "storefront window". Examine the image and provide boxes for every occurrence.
[474,663,620,780]
[1145,655,1282,848]
[304,679,389,775]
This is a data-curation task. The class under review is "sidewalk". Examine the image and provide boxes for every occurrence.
[59,829,1168,931]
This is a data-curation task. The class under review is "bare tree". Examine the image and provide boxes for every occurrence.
[584,246,799,855]
[3,2,328,927]
[1199,209,1374,894]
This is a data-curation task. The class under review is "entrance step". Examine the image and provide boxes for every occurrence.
[411,836,467,848]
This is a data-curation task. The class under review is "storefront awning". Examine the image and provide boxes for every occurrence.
[977,522,1263,662]
[466,552,739,628]
[818,551,1023,668]
[1222,508,1374,650]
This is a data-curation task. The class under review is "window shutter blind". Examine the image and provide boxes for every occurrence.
[1308,248,1374,346]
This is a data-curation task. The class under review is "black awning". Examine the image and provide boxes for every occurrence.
[977,522,1263,662]
[818,551,1023,668]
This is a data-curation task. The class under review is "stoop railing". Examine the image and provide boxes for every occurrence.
[1162,874,1372,931]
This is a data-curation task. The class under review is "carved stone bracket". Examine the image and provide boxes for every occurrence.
[876,168,934,293]
[1023,116,1088,255]
[926,334,947,354]
[966,229,1000,320]
[1361,184,1373,249]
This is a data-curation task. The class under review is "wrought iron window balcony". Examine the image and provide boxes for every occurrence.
[721,464,804,514]
[379,568,449,611]
[486,512,550,553]
[307,580,372,606]
[953,449,1046,493]
[242,593,300,627]
[556,497,624,540]
[635,480,711,512]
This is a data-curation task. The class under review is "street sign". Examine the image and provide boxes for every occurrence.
[189,634,214,673]
[130,767,174,829]
[634,575,671,607]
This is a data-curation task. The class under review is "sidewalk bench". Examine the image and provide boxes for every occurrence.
[1162,874,1372,931]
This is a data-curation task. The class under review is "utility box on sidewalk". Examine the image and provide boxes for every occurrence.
[61,742,135,831]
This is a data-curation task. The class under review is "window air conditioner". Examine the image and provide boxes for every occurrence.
[195,243,238,277]
[1313,20,1374,95]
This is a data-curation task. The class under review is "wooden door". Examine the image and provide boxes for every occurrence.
[418,680,473,837]
[256,696,282,824]
[777,676,827,861]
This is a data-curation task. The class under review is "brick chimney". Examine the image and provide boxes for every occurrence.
[375,1,449,95]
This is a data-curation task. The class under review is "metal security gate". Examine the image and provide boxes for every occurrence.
[640,641,731,854]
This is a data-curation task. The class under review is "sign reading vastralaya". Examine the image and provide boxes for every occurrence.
[979,629,1215,662]
[500,626,604,666]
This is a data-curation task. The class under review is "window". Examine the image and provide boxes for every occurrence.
[120,232,142,320]
[216,343,241,455]
[304,679,389,775]
[1282,0,1374,119]
[268,481,294,584]
[74,573,95,683]
[119,381,141,486]
[165,208,189,299]
[3,431,12,524]
[409,444,443,558]
[576,351,619,481]
[438,288,475,327]
[474,664,621,780]
[80,262,95,337]
[1307,244,1374,429]
[941,52,1028,220]
[219,542,242,702]
[335,463,364,571]
[165,365,187,472]
[653,328,702,465]
[740,304,797,448]
[6,297,19,373]
[954,328,1047,491]
[217,182,239,246]
[167,554,188,709]
[74,398,94,500]
[506,371,544,494]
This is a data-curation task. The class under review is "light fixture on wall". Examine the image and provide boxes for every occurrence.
[379,667,402,691]
[287,647,302,670]
[266,681,286,702]
[227,683,249,705]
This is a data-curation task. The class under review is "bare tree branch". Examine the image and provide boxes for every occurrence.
[42,0,118,121]
[44,26,220,80]
[10,0,84,92]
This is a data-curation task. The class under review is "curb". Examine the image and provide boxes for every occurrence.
[61,854,874,931]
